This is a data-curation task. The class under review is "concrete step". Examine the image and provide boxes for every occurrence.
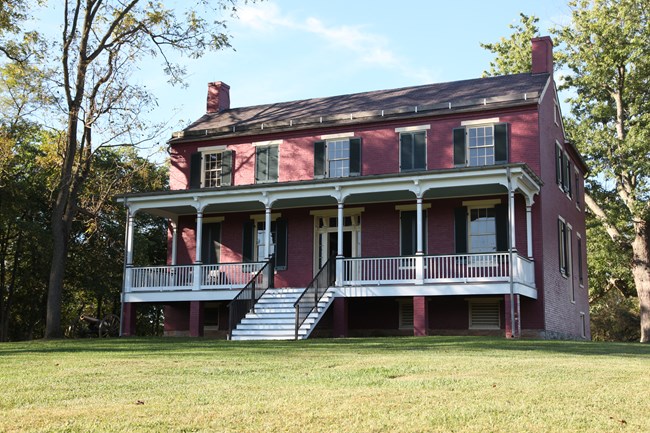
[231,328,306,337]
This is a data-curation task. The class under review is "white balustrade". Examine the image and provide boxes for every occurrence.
[342,253,523,286]
[512,255,535,287]
[126,262,264,292]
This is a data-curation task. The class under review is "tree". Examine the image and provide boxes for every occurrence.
[554,0,650,342]
[480,13,540,77]
[39,0,247,338]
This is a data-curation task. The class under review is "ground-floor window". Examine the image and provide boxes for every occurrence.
[398,300,414,330]
[468,299,501,329]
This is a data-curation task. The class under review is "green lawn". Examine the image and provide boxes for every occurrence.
[0,337,648,432]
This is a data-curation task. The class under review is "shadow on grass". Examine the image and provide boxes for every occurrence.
[1,336,649,358]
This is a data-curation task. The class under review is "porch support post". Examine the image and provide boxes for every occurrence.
[504,294,521,338]
[264,205,272,259]
[193,210,203,290]
[120,302,136,337]
[413,296,428,336]
[526,204,533,259]
[170,219,178,266]
[189,301,204,337]
[509,189,516,251]
[415,196,424,284]
[124,209,135,291]
[336,201,344,286]
[333,297,348,338]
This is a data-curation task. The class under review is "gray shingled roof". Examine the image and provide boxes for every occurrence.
[173,73,550,141]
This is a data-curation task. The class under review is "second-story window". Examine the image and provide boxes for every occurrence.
[400,131,426,171]
[453,122,508,167]
[255,145,279,183]
[189,148,234,189]
[314,137,361,179]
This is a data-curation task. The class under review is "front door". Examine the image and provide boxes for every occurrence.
[314,214,361,274]
[201,223,221,264]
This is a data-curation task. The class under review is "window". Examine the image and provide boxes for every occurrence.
[469,299,500,329]
[255,145,279,183]
[398,300,414,330]
[400,131,426,171]
[469,208,497,253]
[554,100,561,126]
[189,148,234,189]
[314,138,361,178]
[555,142,572,196]
[577,234,584,287]
[580,312,587,339]
[201,223,221,265]
[454,201,507,254]
[558,218,571,277]
[243,219,288,270]
[574,168,581,209]
[453,122,508,167]
[400,210,427,255]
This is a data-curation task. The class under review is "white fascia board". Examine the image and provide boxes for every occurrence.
[335,283,537,299]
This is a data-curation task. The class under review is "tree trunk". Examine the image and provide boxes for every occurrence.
[45,200,70,338]
[631,220,650,343]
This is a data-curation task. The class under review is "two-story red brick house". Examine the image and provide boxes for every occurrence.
[119,37,589,340]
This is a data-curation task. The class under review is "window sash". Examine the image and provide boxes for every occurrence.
[467,126,494,167]
[327,139,350,178]
[400,131,426,171]
[468,207,497,253]
[203,152,223,188]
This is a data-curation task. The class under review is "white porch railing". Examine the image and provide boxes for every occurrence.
[126,262,265,292]
[342,253,534,286]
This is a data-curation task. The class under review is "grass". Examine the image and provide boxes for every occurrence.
[1,337,649,432]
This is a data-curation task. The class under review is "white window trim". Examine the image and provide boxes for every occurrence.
[252,139,282,147]
[197,145,227,153]
[462,199,501,207]
[558,216,569,279]
[465,124,496,167]
[320,132,354,140]
[201,150,225,188]
[310,207,365,218]
[394,124,430,133]
[577,233,584,288]
[461,117,500,126]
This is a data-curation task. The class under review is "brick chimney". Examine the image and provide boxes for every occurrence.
[206,81,230,113]
[531,36,553,74]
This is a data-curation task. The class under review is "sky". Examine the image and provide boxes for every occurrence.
[139,0,572,142]
[33,0,574,153]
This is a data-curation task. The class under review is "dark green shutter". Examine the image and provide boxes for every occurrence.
[400,133,413,171]
[189,152,202,189]
[495,204,508,252]
[349,138,361,176]
[453,128,466,166]
[275,219,288,270]
[242,220,254,262]
[255,146,267,183]
[494,123,508,164]
[202,223,221,264]
[221,150,233,186]
[314,141,326,178]
[414,131,426,170]
[400,211,415,256]
[454,207,467,253]
[268,145,279,182]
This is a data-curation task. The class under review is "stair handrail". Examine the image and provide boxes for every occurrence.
[228,256,275,339]
[293,255,336,340]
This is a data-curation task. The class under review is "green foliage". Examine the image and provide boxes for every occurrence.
[480,13,540,76]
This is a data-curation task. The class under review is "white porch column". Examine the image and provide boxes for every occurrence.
[336,201,344,286]
[509,190,516,251]
[193,210,203,290]
[170,219,178,266]
[526,204,533,259]
[124,209,135,291]
[415,196,424,285]
[264,205,272,260]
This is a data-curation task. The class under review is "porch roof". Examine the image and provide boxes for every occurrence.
[118,163,542,219]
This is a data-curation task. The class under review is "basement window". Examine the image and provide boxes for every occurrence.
[468,299,500,330]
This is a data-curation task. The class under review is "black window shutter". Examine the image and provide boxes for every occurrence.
[454,206,467,253]
[242,220,254,262]
[556,145,563,187]
[400,211,415,256]
[494,123,508,163]
[453,128,466,166]
[349,138,361,176]
[255,146,267,183]
[314,141,326,178]
[414,131,426,170]
[268,145,279,182]
[189,152,202,189]
[495,204,509,252]
[221,150,234,186]
[275,219,288,270]
[400,133,413,171]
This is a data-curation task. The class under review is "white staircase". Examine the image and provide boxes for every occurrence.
[230,287,335,341]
